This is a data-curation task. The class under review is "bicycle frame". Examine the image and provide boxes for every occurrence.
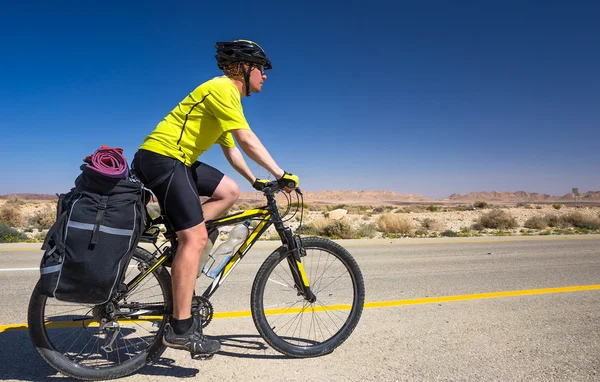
[121,189,315,317]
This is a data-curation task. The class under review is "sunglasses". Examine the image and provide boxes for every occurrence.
[253,64,265,74]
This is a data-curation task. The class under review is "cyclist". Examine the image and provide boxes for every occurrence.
[132,40,299,357]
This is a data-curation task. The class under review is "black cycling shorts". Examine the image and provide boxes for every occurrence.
[132,149,224,232]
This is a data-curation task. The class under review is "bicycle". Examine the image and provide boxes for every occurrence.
[28,181,365,381]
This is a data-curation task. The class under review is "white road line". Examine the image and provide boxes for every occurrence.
[0,268,38,272]
[0,266,138,272]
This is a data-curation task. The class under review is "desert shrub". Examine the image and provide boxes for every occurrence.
[311,217,333,231]
[544,214,560,228]
[471,222,485,231]
[296,223,318,236]
[30,205,56,229]
[426,205,441,212]
[473,201,489,209]
[5,196,25,205]
[441,229,458,237]
[552,203,562,210]
[0,223,27,243]
[0,203,26,227]
[414,228,428,236]
[421,218,445,231]
[516,202,528,207]
[524,216,548,230]
[356,223,378,238]
[234,202,252,211]
[373,206,385,213]
[321,220,357,239]
[327,204,347,211]
[34,231,48,242]
[476,210,518,229]
[377,213,413,235]
[560,212,600,230]
[403,205,423,213]
[309,203,329,212]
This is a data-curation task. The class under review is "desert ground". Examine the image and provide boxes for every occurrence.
[1,190,599,242]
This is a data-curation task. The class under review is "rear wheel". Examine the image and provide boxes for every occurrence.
[251,237,365,357]
[28,247,172,381]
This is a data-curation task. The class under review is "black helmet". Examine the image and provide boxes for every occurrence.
[215,40,272,70]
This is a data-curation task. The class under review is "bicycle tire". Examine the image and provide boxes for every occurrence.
[28,247,172,381]
[251,237,365,357]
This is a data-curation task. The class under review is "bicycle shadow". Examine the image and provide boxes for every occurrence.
[0,331,291,381]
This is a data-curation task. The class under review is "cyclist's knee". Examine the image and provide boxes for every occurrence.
[213,176,239,203]
[176,223,208,253]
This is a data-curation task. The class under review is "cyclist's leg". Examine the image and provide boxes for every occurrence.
[133,150,207,318]
[132,150,219,354]
[191,162,239,220]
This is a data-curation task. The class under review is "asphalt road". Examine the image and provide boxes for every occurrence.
[0,235,599,381]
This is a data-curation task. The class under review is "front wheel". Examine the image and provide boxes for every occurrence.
[251,237,365,357]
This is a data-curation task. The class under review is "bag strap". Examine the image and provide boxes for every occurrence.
[90,195,109,246]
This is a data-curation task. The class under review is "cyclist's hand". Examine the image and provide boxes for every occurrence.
[277,171,299,192]
[252,178,270,191]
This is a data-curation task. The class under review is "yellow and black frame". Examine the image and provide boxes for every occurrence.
[121,184,314,317]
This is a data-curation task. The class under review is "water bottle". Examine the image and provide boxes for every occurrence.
[197,228,219,278]
[203,221,250,278]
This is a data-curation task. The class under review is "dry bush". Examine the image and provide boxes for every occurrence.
[560,212,600,230]
[0,203,26,227]
[234,202,252,211]
[5,196,25,205]
[524,216,548,230]
[356,223,378,238]
[377,213,414,235]
[0,223,28,243]
[311,217,334,231]
[476,210,518,230]
[421,218,445,231]
[552,203,562,210]
[30,205,56,229]
[309,203,329,212]
[321,220,357,239]
[402,205,423,213]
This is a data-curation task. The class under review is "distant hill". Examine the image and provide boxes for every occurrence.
[445,191,600,202]
[0,193,58,200]
[3,190,599,204]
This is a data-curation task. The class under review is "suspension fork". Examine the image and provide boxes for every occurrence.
[281,227,316,303]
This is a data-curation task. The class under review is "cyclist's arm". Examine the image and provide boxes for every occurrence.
[220,144,256,184]
[232,129,285,179]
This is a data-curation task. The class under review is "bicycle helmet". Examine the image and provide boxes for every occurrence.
[215,40,272,96]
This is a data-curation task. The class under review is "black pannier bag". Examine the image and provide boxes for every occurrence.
[39,164,147,304]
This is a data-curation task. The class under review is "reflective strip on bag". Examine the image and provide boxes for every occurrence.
[67,221,133,236]
[41,264,62,275]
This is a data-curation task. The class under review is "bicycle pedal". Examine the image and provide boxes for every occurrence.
[190,352,215,360]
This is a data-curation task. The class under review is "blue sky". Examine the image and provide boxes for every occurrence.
[1,0,598,199]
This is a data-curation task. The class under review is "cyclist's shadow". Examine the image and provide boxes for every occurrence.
[0,330,290,381]
[142,333,289,376]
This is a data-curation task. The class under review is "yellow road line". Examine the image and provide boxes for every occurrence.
[2,235,600,252]
[2,284,599,333]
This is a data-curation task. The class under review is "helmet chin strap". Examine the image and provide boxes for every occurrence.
[241,64,252,97]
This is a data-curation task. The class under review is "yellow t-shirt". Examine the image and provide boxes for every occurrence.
[139,76,250,166]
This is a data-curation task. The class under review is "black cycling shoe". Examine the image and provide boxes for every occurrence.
[162,315,221,356]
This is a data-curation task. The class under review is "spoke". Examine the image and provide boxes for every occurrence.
[312,255,338,292]
[314,269,350,295]
[316,301,345,329]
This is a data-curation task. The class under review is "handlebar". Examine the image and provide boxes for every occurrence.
[261,181,302,197]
